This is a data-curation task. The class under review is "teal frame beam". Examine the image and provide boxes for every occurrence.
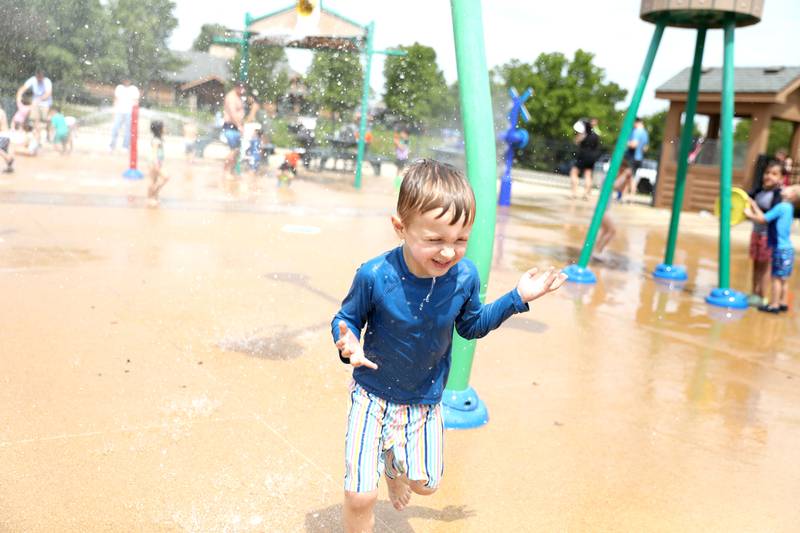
[354,25,406,189]
[653,27,706,282]
[717,16,736,289]
[565,20,665,283]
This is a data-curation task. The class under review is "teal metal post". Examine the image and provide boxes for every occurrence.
[718,20,735,289]
[653,28,706,282]
[564,21,665,284]
[240,13,253,82]
[442,0,497,429]
[354,22,375,190]
[705,15,747,309]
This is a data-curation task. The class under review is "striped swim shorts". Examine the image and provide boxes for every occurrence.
[344,381,444,493]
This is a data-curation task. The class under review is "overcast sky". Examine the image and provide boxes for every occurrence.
[169,0,799,115]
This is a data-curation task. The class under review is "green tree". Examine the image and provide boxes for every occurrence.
[306,49,362,120]
[494,50,627,143]
[232,46,291,104]
[735,118,793,157]
[383,43,453,127]
[109,0,180,88]
[0,0,117,97]
[192,23,229,52]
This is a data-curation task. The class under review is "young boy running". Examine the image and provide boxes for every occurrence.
[332,159,567,532]
[745,184,799,313]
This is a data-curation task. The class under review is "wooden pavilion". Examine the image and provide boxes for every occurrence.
[654,66,800,211]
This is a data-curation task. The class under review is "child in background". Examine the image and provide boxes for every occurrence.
[147,120,169,206]
[332,159,566,532]
[393,129,410,190]
[592,159,631,260]
[747,162,783,306]
[244,128,263,177]
[745,185,799,313]
[182,121,198,166]
[12,96,31,131]
[278,151,299,186]
[48,107,70,154]
[0,109,15,173]
[16,123,39,157]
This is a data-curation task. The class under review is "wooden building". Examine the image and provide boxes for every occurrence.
[85,51,231,111]
[654,66,800,211]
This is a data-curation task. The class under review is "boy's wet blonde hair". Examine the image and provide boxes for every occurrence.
[397,159,476,226]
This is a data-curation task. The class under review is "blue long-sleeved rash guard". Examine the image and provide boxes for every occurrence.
[331,247,529,404]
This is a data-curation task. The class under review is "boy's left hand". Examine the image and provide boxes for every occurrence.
[516,267,567,303]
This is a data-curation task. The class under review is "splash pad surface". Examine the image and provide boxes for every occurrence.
[1,143,799,531]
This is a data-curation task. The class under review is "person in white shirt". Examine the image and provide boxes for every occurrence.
[109,77,140,151]
[16,69,53,142]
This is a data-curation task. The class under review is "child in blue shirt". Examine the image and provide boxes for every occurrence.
[745,185,799,313]
[332,159,567,531]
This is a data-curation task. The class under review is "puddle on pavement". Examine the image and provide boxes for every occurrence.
[0,245,100,268]
[217,323,327,360]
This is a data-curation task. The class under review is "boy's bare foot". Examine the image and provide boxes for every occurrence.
[385,474,412,511]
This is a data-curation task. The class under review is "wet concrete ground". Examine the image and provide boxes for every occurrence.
[1,146,799,532]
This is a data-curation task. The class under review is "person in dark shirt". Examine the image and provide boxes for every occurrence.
[570,119,601,200]
[332,159,567,531]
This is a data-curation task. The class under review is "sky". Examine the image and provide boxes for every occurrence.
[169,0,800,116]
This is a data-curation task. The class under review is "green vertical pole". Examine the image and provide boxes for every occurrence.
[663,28,706,265]
[354,22,374,190]
[577,21,664,268]
[446,0,497,392]
[718,17,735,289]
[240,13,252,82]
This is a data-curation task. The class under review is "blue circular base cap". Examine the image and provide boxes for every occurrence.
[123,168,144,180]
[652,263,688,281]
[442,387,488,430]
[705,287,748,309]
[563,264,597,284]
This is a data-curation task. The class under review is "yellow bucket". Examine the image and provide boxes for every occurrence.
[713,187,750,226]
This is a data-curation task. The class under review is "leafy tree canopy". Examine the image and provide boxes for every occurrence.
[232,45,291,105]
[192,23,229,52]
[306,49,362,120]
[383,43,454,127]
[493,50,627,143]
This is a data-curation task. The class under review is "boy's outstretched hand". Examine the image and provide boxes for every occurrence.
[516,267,568,303]
[336,321,378,370]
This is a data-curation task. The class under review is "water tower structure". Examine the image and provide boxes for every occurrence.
[564,0,764,310]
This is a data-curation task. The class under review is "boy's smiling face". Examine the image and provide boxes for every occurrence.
[762,165,782,189]
[392,207,472,278]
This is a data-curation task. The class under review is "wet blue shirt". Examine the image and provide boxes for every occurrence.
[764,201,795,250]
[332,247,529,405]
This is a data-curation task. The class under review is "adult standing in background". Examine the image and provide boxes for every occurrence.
[616,117,649,202]
[222,82,246,182]
[16,69,52,142]
[109,77,140,152]
[569,118,601,200]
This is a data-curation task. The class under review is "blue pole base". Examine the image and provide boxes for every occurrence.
[123,168,144,180]
[563,264,597,284]
[705,287,748,309]
[498,179,512,206]
[652,263,688,281]
[442,387,488,429]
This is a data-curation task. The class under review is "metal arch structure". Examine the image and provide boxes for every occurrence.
[212,2,405,189]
